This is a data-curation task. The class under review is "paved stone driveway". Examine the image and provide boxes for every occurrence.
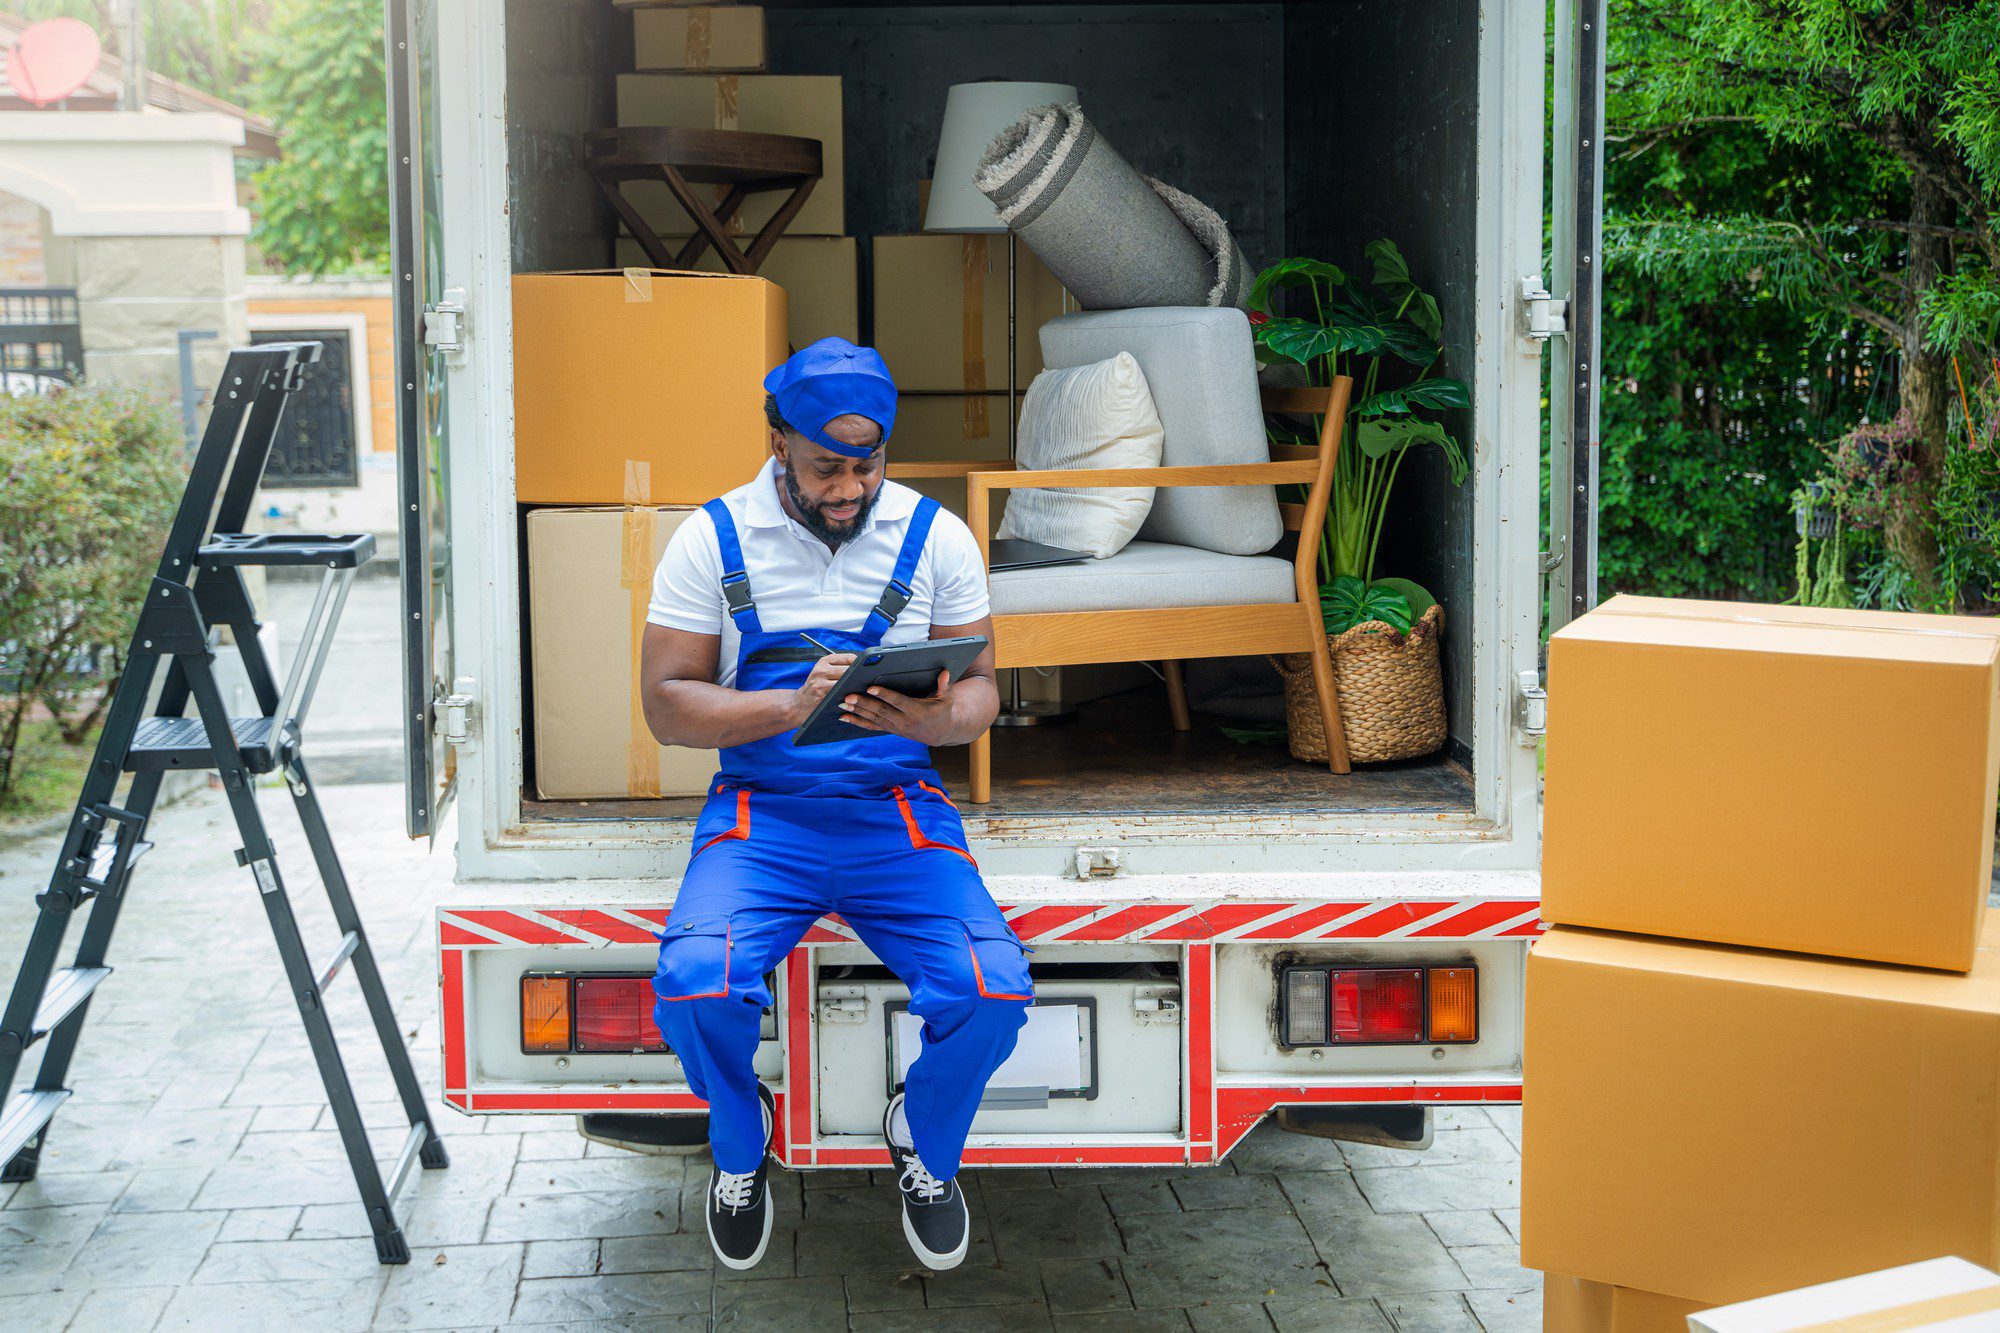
[0,783,1539,1331]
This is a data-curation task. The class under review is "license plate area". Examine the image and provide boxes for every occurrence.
[887,999,1099,1109]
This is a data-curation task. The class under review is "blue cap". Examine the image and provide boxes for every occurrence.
[762,337,897,458]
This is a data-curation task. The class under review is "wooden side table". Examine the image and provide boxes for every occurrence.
[583,126,823,276]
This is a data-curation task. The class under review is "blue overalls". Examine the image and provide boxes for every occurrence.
[652,496,1033,1177]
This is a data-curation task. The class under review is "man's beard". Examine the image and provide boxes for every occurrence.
[783,464,879,547]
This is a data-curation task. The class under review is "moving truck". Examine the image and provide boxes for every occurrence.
[385,0,1604,1166]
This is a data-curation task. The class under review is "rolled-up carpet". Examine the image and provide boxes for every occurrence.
[975,103,1251,311]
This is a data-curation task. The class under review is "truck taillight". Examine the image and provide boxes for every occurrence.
[520,975,571,1053]
[573,976,668,1053]
[1279,964,1479,1048]
[520,973,670,1054]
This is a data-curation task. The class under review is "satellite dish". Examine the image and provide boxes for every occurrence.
[9,17,102,108]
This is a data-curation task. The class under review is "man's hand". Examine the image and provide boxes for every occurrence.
[787,652,857,728]
[839,670,960,746]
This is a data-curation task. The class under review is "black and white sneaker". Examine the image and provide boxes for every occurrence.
[705,1082,777,1270]
[883,1089,970,1271]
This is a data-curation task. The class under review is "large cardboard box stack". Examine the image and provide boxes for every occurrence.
[873,234,1070,393]
[1527,596,2000,1322]
[527,507,716,800]
[512,270,787,506]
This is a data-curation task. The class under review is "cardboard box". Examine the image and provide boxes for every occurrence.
[873,234,1071,391]
[615,75,843,237]
[1521,922,2000,1308]
[634,5,765,72]
[883,393,1014,530]
[527,506,717,800]
[613,235,857,347]
[1544,1274,1710,1333]
[1542,595,2000,971]
[512,270,786,506]
[1691,1258,2000,1332]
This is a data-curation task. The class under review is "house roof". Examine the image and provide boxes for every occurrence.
[0,11,279,157]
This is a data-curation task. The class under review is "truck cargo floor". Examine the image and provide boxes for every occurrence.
[523,683,1476,824]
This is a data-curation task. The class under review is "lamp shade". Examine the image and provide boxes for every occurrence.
[924,81,1079,233]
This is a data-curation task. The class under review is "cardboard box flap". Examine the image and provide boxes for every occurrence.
[1561,597,2000,669]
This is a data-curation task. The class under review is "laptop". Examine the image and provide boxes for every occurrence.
[989,539,1091,572]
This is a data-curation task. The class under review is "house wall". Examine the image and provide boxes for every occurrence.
[0,190,46,284]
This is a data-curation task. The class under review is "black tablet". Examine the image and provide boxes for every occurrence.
[791,635,990,747]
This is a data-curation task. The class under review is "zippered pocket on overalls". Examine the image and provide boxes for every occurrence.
[744,645,826,665]
[654,916,734,1001]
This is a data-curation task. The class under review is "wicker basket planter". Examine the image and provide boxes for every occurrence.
[1275,604,1447,765]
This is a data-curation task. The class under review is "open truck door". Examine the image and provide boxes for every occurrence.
[1544,0,1606,637]
[386,0,463,840]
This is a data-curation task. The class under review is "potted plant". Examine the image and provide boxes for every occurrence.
[1247,240,1468,764]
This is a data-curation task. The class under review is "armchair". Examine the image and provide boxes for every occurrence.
[962,306,1353,804]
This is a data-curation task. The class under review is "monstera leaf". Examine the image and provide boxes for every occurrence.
[1366,238,1444,342]
[1324,285,1441,366]
[1353,378,1471,418]
[1321,575,1414,635]
[1248,257,1348,313]
[1356,418,1470,485]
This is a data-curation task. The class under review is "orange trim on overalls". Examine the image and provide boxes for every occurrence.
[891,786,977,866]
[692,788,752,858]
[917,780,958,809]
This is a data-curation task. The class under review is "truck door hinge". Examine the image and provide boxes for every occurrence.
[1519,276,1569,343]
[1073,847,1122,879]
[818,986,869,1025]
[424,287,469,359]
[1132,988,1182,1026]
[436,679,477,748]
[1515,669,1548,740]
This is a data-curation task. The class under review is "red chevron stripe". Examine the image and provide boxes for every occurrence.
[1053,904,1190,941]
[1233,901,1375,940]
[1409,901,1537,939]
[540,909,660,944]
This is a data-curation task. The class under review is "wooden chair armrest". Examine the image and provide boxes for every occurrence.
[886,459,1015,479]
[967,461,1318,493]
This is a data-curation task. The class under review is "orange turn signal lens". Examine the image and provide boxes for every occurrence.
[520,975,572,1053]
[1427,967,1478,1043]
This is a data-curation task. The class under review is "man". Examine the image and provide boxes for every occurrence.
[640,337,1031,1272]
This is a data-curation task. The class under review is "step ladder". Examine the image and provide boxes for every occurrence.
[0,343,448,1264]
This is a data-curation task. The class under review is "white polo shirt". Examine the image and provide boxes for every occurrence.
[648,459,991,687]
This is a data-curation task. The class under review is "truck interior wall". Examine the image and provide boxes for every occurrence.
[504,0,623,273]
[765,2,1288,338]
[1283,0,1481,754]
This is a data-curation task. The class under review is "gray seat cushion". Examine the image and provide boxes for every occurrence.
[1039,307,1281,556]
[990,541,1296,615]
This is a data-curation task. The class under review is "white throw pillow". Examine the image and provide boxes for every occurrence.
[996,352,1165,559]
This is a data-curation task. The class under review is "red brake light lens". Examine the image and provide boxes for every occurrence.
[1332,968,1425,1043]
[572,976,668,1053]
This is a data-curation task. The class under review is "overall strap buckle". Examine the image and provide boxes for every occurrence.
[722,573,755,617]
[870,578,912,624]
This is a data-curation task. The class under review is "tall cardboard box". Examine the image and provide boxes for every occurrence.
[512,270,786,506]
[528,507,716,800]
[1542,595,2000,970]
[1543,1274,1710,1333]
[613,235,858,347]
[873,234,1070,391]
[633,5,765,72]
[1521,922,2000,1308]
[615,75,843,237]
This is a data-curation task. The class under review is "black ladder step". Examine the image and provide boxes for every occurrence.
[315,932,360,993]
[0,1089,69,1167]
[124,716,283,774]
[198,531,376,569]
[31,968,111,1040]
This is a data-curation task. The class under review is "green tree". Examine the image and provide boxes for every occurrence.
[247,0,389,276]
[1606,0,2000,607]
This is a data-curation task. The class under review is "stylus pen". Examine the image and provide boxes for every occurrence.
[798,631,837,657]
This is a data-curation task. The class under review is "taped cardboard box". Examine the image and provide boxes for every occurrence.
[615,74,843,237]
[613,235,857,347]
[873,234,1070,391]
[884,393,1014,529]
[513,270,786,505]
[1692,1258,2000,1332]
[1521,921,2000,1308]
[1542,595,2000,971]
[1543,1274,1710,1333]
[527,506,716,800]
[634,5,765,72]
